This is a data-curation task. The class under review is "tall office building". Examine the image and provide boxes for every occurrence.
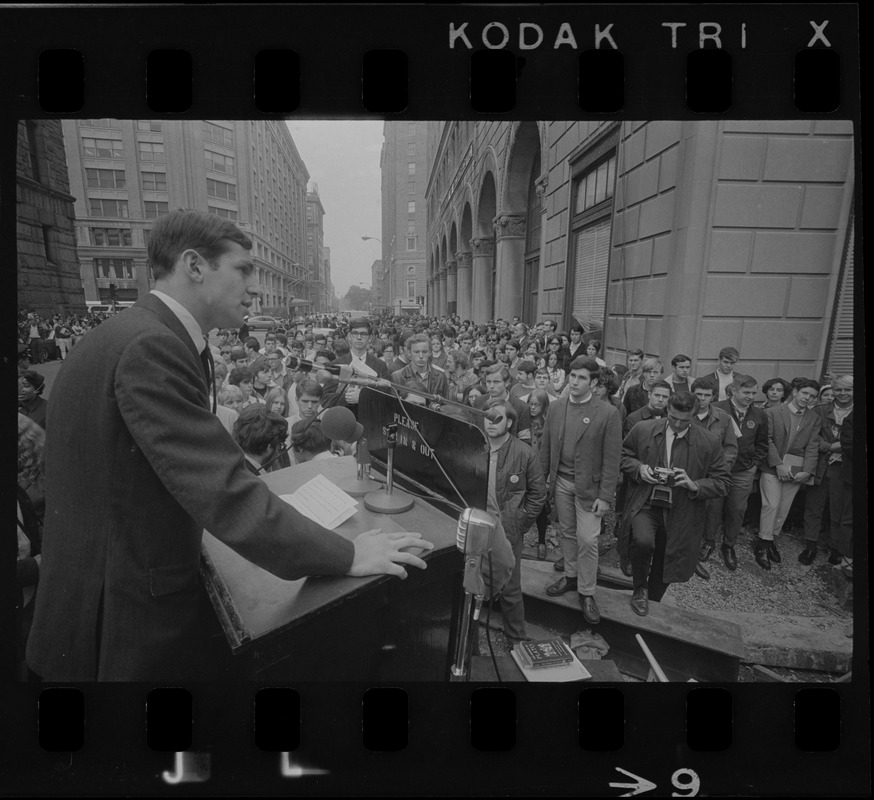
[61,119,315,314]
[306,186,330,313]
[379,121,430,314]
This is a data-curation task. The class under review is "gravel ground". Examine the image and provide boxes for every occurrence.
[481,513,855,682]
[523,515,851,620]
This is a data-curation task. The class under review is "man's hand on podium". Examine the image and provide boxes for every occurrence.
[347,529,434,579]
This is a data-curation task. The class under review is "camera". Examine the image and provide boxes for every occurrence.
[652,467,678,486]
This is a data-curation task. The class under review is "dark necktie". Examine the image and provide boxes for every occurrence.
[200,340,215,413]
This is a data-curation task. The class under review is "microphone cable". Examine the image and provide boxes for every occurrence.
[484,549,501,682]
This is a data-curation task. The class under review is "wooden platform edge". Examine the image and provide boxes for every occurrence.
[521,559,746,661]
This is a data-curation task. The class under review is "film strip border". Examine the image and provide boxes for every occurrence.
[3,682,866,794]
[1,3,864,796]
[0,5,859,117]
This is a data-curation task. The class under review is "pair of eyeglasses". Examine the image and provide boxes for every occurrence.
[350,331,369,338]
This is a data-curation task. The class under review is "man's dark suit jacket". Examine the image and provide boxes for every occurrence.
[27,293,354,682]
[333,350,390,411]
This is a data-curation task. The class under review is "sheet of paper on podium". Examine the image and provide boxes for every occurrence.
[280,473,358,530]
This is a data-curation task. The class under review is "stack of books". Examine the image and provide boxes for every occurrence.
[511,638,592,682]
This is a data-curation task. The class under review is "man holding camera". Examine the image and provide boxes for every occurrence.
[619,392,731,616]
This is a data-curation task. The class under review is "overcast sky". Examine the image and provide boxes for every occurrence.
[285,120,384,299]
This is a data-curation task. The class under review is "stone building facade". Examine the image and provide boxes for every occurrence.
[425,120,855,381]
[17,120,85,316]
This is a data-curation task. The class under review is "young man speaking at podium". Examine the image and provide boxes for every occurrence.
[27,210,432,682]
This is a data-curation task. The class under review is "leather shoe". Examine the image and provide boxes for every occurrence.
[798,544,817,566]
[828,548,842,565]
[546,576,577,596]
[630,588,648,616]
[754,539,771,570]
[721,544,738,571]
[694,561,710,580]
[553,556,565,572]
[767,542,781,563]
[537,543,548,560]
[619,553,633,577]
[580,594,600,625]
[700,542,715,562]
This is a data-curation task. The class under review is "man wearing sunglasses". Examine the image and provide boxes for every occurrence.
[483,399,547,647]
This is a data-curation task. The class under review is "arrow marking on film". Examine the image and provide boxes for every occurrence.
[609,767,657,796]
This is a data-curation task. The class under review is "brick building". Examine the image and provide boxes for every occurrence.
[425,120,855,380]
[17,121,85,316]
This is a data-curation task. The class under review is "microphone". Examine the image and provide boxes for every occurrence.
[319,406,380,496]
[317,363,390,389]
[450,507,506,679]
[456,507,505,597]
[286,356,337,374]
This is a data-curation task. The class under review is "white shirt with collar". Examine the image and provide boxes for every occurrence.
[150,290,207,355]
[665,424,689,466]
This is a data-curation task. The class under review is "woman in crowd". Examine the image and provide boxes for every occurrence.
[264,387,290,418]
[545,350,566,391]
[817,384,834,406]
[756,377,791,409]
[586,339,608,368]
[378,339,396,366]
[544,336,565,370]
[526,388,552,561]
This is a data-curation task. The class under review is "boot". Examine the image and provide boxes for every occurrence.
[798,543,818,565]
[754,538,771,570]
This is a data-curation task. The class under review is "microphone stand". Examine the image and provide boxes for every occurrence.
[363,423,414,514]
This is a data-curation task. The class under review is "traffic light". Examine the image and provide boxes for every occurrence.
[109,283,118,301]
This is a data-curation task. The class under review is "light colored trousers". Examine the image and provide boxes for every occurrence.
[554,474,601,595]
[758,471,802,541]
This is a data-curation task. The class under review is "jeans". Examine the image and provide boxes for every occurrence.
[553,475,601,596]
[704,465,757,547]
[498,526,527,642]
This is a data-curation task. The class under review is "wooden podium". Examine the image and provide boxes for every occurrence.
[199,456,465,681]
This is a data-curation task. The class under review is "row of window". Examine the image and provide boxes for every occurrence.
[94,258,135,279]
[205,150,235,175]
[207,178,237,201]
[86,168,167,191]
[81,120,163,132]
[203,121,234,148]
[87,198,168,219]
